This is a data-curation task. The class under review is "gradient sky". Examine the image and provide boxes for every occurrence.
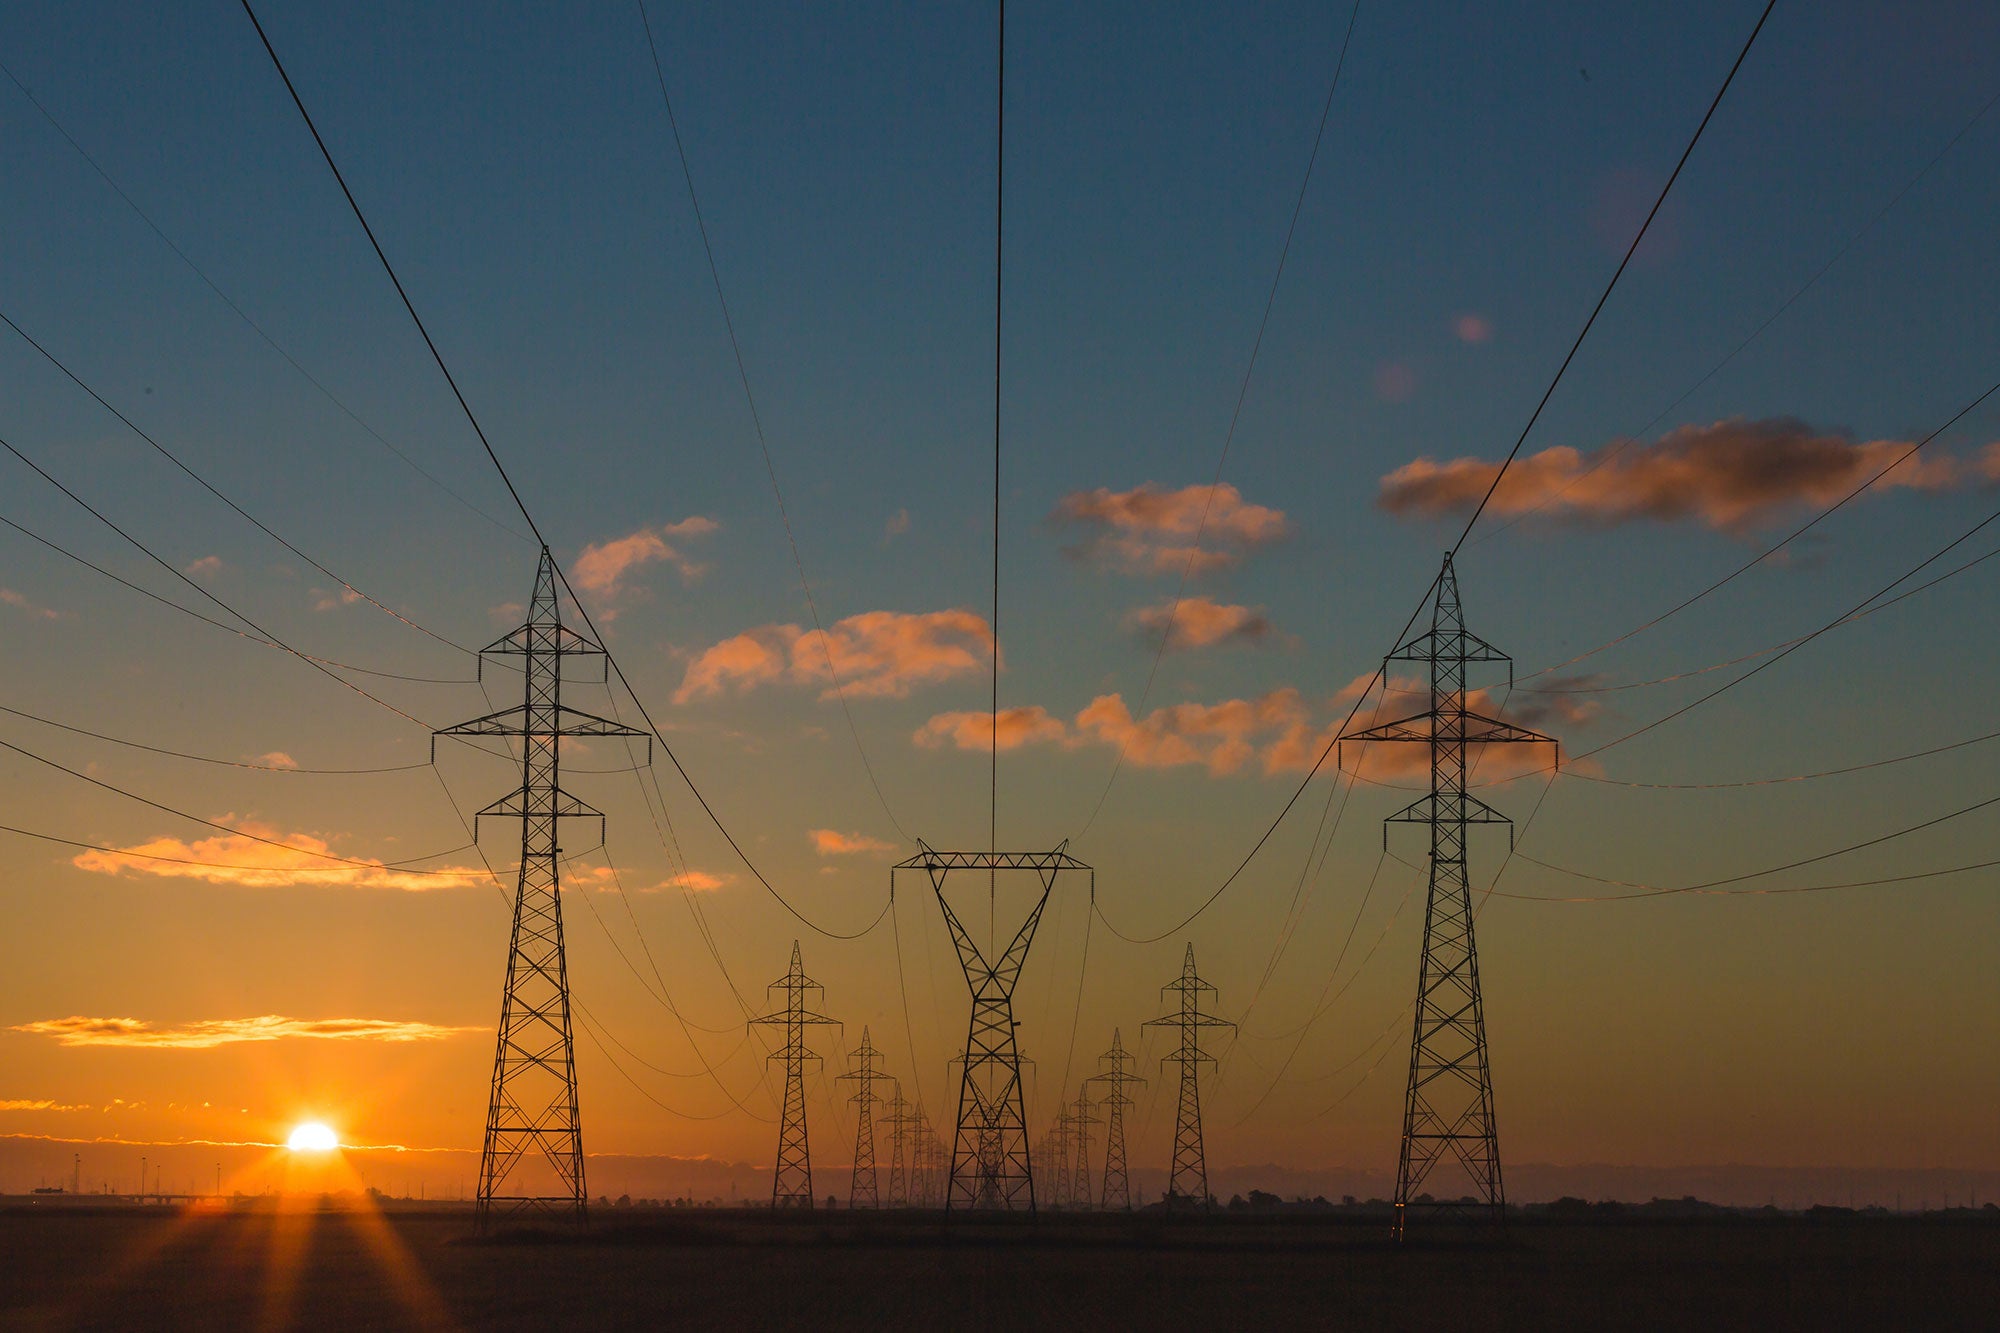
[1,0,1997,1200]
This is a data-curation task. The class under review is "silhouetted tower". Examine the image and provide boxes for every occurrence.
[437,547,649,1229]
[749,941,840,1209]
[839,1028,887,1209]
[882,1088,916,1207]
[1341,552,1555,1237]
[1045,1108,1073,1208]
[1090,1030,1144,1211]
[1067,1087,1099,1211]
[893,841,1091,1211]
[1143,944,1235,1209]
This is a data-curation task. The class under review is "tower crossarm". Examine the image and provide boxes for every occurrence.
[1341,707,1554,751]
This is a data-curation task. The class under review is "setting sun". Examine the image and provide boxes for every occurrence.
[286,1122,339,1152]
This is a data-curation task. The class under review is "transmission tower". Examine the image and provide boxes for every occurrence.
[1143,944,1235,1210]
[1046,1107,1073,1209]
[882,1088,916,1207]
[1089,1029,1144,1211]
[893,841,1091,1212]
[1340,551,1555,1237]
[839,1027,887,1209]
[436,547,649,1229]
[1068,1087,1099,1211]
[748,941,840,1209]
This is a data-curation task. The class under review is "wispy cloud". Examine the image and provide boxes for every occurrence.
[69,819,489,892]
[252,752,298,770]
[808,829,896,856]
[0,1099,89,1111]
[676,609,993,703]
[1378,417,1985,534]
[183,555,224,579]
[1050,482,1288,576]
[1126,596,1272,651]
[562,864,730,894]
[0,588,64,621]
[12,1015,479,1050]
[913,706,1069,753]
[310,587,363,612]
[574,517,720,596]
[883,509,911,543]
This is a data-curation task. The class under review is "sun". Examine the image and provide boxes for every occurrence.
[286,1121,339,1152]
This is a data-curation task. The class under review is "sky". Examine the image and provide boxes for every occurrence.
[0,0,1997,1205]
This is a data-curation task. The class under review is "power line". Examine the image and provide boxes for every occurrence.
[1074,0,1362,842]
[0,56,533,548]
[240,0,890,942]
[1449,0,1777,552]
[0,700,428,774]
[0,820,469,876]
[630,0,908,843]
[1497,854,2000,904]
[0,304,471,656]
[1469,78,2000,548]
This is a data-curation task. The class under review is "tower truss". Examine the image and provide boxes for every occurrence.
[1089,1029,1144,1211]
[749,941,840,1209]
[839,1027,887,1209]
[1066,1087,1099,1211]
[892,841,1091,1212]
[882,1087,916,1208]
[1143,944,1235,1209]
[1341,551,1555,1237]
[436,547,649,1230]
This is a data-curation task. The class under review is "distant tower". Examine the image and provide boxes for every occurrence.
[435,548,649,1230]
[1090,1030,1144,1211]
[882,1088,916,1207]
[749,941,840,1209]
[1046,1105,1073,1209]
[1143,944,1235,1209]
[893,841,1091,1212]
[839,1028,887,1209]
[1341,551,1555,1237]
[1068,1087,1099,1211]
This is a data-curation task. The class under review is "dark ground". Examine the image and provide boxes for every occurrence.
[2,1204,1996,1331]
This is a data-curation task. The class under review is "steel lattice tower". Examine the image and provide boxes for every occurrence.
[1045,1108,1073,1208]
[1067,1088,1099,1211]
[1143,944,1235,1210]
[436,547,649,1230]
[1341,552,1555,1237]
[1090,1029,1143,1211]
[749,941,840,1209]
[839,1028,886,1209]
[893,841,1091,1212]
[882,1088,915,1207]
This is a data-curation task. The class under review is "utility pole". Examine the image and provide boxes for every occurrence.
[437,547,649,1229]
[1143,944,1235,1210]
[838,1028,887,1209]
[1341,551,1554,1238]
[893,841,1090,1212]
[1089,1030,1143,1211]
[1068,1087,1099,1211]
[749,941,840,1209]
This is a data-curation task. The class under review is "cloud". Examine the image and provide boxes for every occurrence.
[808,829,896,856]
[0,588,63,621]
[1050,483,1288,576]
[310,587,363,612]
[675,609,993,703]
[0,1099,88,1111]
[1074,689,1311,776]
[563,864,730,894]
[574,518,719,596]
[1373,361,1418,402]
[913,706,1069,753]
[11,1015,479,1050]
[1454,314,1493,344]
[183,556,224,579]
[883,509,911,543]
[69,820,490,892]
[1127,596,1272,651]
[1378,417,1972,534]
[252,752,298,770]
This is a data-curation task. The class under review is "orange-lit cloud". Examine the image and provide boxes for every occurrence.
[11,1015,479,1050]
[1050,482,1288,576]
[0,588,63,621]
[675,609,994,703]
[562,864,730,894]
[0,1098,88,1111]
[1075,689,1311,775]
[310,587,363,612]
[1127,596,1272,650]
[253,752,299,770]
[574,517,719,595]
[70,821,490,892]
[913,706,1069,753]
[808,829,896,856]
[183,555,224,579]
[1379,417,1974,533]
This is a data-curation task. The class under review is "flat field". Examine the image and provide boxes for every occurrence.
[1,1204,1995,1331]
